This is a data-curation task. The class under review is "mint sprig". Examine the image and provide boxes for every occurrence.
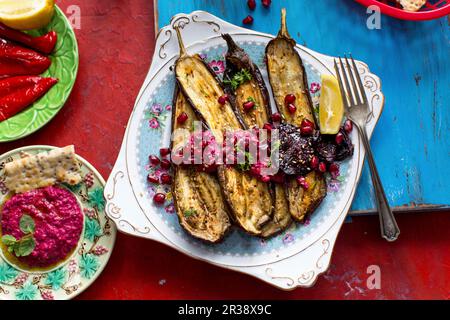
[223,69,252,91]
[1,214,36,257]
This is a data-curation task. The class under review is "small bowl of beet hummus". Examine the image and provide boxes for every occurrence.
[0,185,84,272]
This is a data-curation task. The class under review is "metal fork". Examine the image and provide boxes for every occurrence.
[335,55,400,242]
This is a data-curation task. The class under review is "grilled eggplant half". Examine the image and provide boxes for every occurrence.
[222,34,271,129]
[262,184,292,238]
[266,9,327,222]
[222,34,292,238]
[171,87,231,243]
[174,27,273,235]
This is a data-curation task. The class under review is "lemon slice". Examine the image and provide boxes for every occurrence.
[319,74,344,135]
[0,0,55,30]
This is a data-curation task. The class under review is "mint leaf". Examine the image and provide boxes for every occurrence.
[14,235,35,257]
[236,151,253,172]
[237,162,251,172]
[184,209,197,218]
[224,69,252,91]
[19,214,35,234]
[1,234,17,246]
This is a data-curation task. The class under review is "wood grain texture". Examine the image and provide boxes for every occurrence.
[156,0,450,214]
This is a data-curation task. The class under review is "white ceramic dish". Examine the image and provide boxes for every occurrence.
[105,11,384,290]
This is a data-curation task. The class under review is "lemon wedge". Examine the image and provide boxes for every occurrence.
[319,74,344,135]
[0,0,55,30]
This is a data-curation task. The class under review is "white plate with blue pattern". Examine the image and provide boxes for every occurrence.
[104,11,384,290]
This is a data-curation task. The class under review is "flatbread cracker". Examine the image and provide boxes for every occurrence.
[397,0,427,12]
[4,146,82,193]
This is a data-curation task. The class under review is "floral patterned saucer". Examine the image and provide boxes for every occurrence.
[0,146,116,300]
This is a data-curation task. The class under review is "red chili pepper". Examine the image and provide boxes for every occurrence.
[0,23,57,55]
[0,38,51,78]
[0,75,44,96]
[0,76,58,121]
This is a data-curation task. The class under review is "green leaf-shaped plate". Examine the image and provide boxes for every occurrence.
[0,6,79,142]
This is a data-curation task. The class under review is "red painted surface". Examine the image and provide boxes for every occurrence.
[0,0,449,300]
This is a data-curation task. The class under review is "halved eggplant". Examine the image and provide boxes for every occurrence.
[262,184,292,237]
[174,27,273,235]
[266,9,327,222]
[266,9,316,128]
[222,34,292,238]
[222,34,271,129]
[171,87,231,243]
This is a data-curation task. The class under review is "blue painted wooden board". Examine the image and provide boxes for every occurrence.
[155,0,450,214]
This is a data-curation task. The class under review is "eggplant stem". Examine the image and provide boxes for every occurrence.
[174,26,187,57]
[222,33,237,51]
[279,8,290,39]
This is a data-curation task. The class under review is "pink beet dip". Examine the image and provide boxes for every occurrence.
[1,185,83,269]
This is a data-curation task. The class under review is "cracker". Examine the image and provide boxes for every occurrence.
[397,0,427,12]
[4,146,82,193]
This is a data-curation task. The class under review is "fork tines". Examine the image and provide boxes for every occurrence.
[334,55,368,108]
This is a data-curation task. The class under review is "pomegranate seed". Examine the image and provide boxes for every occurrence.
[329,163,340,178]
[344,119,353,133]
[153,193,166,205]
[301,125,313,135]
[271,172,285,184]
[147,174,159,184]
[284,94,296,105]
[149,155,160,166]
[160,173,172,185]
[300,119,315,135]
[271,113,282,122]
[243,15,254,25]
[335,132,344,145]
[287,103,297,114]
[160,159,171,169]
[203,164,218,173]
[318,162,327,173]
[296,176,310,190]
[261,175,271,183]
[177,112,188,124]
[218,94,229,105]
[250,166,261,176]
[310,155,319,169]
[247,0,256,10]
[263,123,272,132]
[301,119,315,130]
[243,100,255,111]
[160,148,171,157]
[261,0,271,8]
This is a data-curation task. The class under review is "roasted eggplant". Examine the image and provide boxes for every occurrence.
[222,34,271,129]
[174,27,273,235]
[222,34,292,238]
[266,9,327,222]
[171,87,231,243]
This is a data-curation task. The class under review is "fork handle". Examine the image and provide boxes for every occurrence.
[356,124,400,242]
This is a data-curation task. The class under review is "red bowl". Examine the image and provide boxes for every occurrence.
[355,0,450,20]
